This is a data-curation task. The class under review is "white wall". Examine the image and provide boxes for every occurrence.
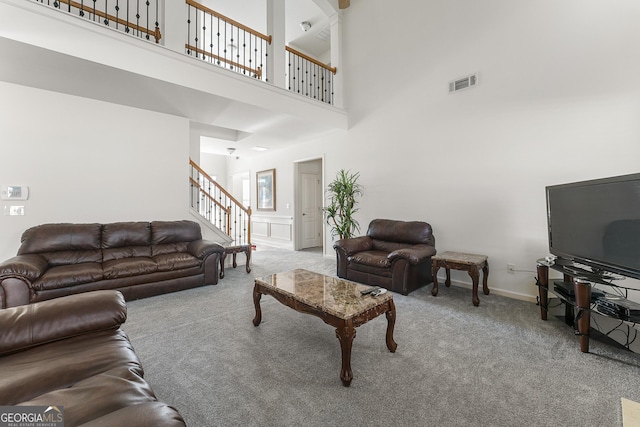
[0,82,190,261]
[229,0,640,300]
[199,153,228,189]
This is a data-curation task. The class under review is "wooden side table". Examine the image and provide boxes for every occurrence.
[219,244,252,279]
[431,251,489,306]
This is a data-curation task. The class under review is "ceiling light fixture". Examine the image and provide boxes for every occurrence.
[226,147,236,155]
[252,146,269,152]
[300,21,312,32]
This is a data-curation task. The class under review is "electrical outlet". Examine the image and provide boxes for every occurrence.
[507,263,515,274]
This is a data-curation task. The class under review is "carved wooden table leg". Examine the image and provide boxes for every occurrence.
[385,299,398,352]
[431,263,440,296]
[252,284,262,326]
[245,247,252,273]
[468,265,480,307]
[482,261,490,295]
[445,268,452,287]
[335,323,356,387]
[219,252,227,279]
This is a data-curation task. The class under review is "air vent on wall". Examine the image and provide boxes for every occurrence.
[449,73,478,93]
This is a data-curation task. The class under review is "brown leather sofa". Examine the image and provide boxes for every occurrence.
[333,219,436,295]
[0,290,185,426]
[0,220,224,308]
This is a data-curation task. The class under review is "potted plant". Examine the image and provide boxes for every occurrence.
[323,169,363,240]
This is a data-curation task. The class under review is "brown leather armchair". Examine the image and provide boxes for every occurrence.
[333,219,436,295]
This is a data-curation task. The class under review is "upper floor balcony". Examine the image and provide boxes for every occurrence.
[0,0,349,156]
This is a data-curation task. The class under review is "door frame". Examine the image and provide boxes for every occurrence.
[293,156,324,252]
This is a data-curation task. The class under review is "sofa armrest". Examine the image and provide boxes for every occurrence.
[388,245,437,265]
[0,254,48,281]
[333,236,372,255]
[187,239,224,259]
[0,290,126,356]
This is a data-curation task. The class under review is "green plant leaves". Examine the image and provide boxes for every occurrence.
[322,169,363,240]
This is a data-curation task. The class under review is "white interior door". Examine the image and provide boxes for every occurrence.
[301,172,322,249]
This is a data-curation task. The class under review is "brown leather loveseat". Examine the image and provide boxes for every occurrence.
[0,220,224,308]
[0,290,186,426]
[333,219,436,295]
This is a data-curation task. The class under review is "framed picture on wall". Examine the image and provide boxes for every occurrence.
[256,168,276,211]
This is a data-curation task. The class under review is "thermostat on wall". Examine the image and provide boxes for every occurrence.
[1,186,29,200]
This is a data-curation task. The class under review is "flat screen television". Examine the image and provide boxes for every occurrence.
[546,173,640,281]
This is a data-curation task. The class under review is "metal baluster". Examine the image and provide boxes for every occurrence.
[209,13,213,62]
[248,33,253,76]
[155,0,159,43]
[263,39,268,82]
[114,0,119,29]
[224,21,228,69]
[194,6,199,58]
[201,13,206,60]
[145,0,150,40]
[315,64,319,100]
[216,17,221,65]
[242,29,246,75]
[104,0,108,26]
[237,27,242,74]
[329,71,334,105]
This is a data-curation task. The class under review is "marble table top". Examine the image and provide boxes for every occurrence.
[255,269,393,320]
[432,251,488,265]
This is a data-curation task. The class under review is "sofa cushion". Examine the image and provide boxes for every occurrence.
[103,258,158,279]
[102,222,152,262]
[154,253,201,272]
[0,328,144,406]
[103,246,152,262]
[0,290,126,356]
[151,220,201,244]
[151,242,190,256]
[18,223,102,264]
[19,223,103,253]
[102,222,151,249]
[367,219,434,245]
[371,240,414,253]
[32,263,104,291]
[349,250,391,269]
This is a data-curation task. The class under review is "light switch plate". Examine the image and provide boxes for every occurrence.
[3,205,25,216]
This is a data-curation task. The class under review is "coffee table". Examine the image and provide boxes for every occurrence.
[252,269,397,387]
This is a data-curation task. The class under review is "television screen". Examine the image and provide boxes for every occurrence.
[546,173,640,280]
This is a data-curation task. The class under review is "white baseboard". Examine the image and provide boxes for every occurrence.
[438,276,538,303]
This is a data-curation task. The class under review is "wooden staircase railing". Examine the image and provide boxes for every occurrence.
[36,0,161,43]
[189,159,251,246]
[185,0,271,81]
[286,45,336,105]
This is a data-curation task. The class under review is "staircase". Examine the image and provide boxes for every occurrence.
[189,159,252,247]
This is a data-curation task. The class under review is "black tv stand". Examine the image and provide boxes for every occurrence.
[536,258,640,352]
[536,260,592,352]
